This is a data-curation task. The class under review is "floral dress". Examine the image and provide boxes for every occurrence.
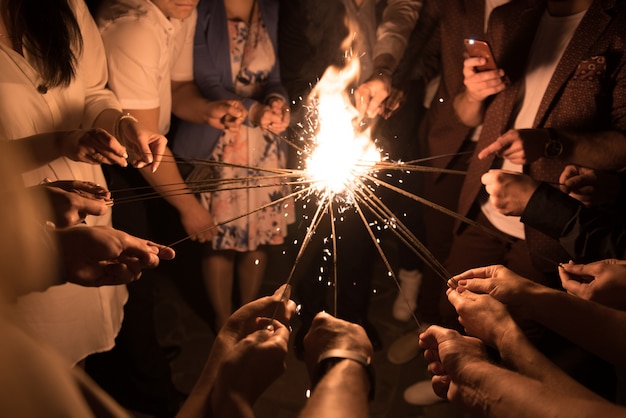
[201,13,293,252]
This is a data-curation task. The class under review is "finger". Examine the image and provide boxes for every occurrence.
[478,141,503,159]
[74,196,109,217]
[149,137,167,173]
[92,129,128,166]
[101,263,141,285]
[431,375,450,399]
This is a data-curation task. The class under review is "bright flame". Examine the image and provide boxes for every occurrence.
[304,57,381,196]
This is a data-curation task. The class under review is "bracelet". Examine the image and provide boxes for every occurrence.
[114,112,138,141]
[312,349,376,400]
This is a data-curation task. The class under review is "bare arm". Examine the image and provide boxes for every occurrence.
[125,108,216,243]
[456,265,626,369]
[171,81,245,133]
[420,326,624,418]
[298,361,370,418]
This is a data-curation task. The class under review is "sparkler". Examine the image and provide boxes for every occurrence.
[109,54,478,329]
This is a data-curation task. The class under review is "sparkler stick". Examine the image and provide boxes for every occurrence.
[350,186,422,326]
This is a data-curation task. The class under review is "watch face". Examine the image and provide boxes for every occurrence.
[544,138,563,159]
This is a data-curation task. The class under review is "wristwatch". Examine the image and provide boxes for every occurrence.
[543,128,564,159]
[312,349,376,400]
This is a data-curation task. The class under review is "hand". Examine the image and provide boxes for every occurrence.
[446,286,518,349]
[559,259,626,310]
[267,97,290,134]
[481,169,540,216]
[210,322,291,410]
[559,165,621,207]
[54,225,175,287]
[59,128,128,167]
[452,264,540,311]
[251,102,289,135]
[419,325,488,402]
[354,71,392,119]
[381,87,405,119]
[302,312,373,380]
[179,202,217,244]
[36,180,112,227]
[206,100,247,134]
[461,56,506,103]
[477,129,547,163]
[117,116,168,172]
[182,285,295,416]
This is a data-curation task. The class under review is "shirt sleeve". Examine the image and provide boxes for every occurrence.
[74,0,122,128]
[99,17,162,110]
[374,0,422,69]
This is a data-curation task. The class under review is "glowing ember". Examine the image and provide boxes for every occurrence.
[304,57,381,196]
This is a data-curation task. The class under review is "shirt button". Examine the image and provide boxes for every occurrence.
[37,84,48,94]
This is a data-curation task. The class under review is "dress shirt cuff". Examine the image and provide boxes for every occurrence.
[521,183,582,239]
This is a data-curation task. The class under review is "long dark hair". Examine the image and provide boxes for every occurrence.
[4,0,83,87]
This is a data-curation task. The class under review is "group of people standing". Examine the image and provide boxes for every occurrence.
[2,0,626,417]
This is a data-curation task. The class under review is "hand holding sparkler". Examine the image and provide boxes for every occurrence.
[446,285,519,350]
[178,284,295,417]
[34,180,112,227]
[559,259,626,310]
[58,128,129,167]
[354,70,392,120]
[250,98,290,135]
[206,99,247,133]
[559,165,621,207]
[54,225,175,287]
[418,325,488,402]
[115,113,168,172]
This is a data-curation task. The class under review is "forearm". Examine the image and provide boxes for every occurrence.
[453,91,485,127]
[0,134,64,171]
[171,81,217,125]
[299,361,369,418]
[556,129,626,171]
[93,109,123,138]
[454,362,623,418]
[138,147,198,213]
[496,323,601,400]
[529,285,626,369]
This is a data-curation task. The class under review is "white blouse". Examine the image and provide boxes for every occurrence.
[0,0,128,365]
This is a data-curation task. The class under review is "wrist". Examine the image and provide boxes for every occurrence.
[115,112,139,142]
[543,128,564,159]
[312,349,375,400]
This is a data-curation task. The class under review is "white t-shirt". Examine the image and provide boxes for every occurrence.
[481,8,586,239]
[98,0,196,134]
[0,0,128,365]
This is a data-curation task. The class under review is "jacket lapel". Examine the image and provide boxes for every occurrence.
[534,0,613,127]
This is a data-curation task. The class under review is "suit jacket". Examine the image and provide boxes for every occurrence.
[415,0,489,178]
[457,0,626,269]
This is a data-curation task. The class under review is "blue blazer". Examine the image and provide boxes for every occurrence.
[172,0,287,160]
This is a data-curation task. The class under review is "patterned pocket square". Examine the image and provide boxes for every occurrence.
[573,56,606,81]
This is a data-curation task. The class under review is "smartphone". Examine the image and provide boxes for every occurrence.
[464,38,497,71]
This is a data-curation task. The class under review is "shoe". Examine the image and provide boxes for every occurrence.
[392,269,423,322]
[387,331,421,365]
[403,379,444,406]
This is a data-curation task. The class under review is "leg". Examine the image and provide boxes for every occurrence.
[237,249,268,304]
[201,249,235,329]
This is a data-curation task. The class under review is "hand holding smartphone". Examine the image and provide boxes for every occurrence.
[464,38,497,71]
